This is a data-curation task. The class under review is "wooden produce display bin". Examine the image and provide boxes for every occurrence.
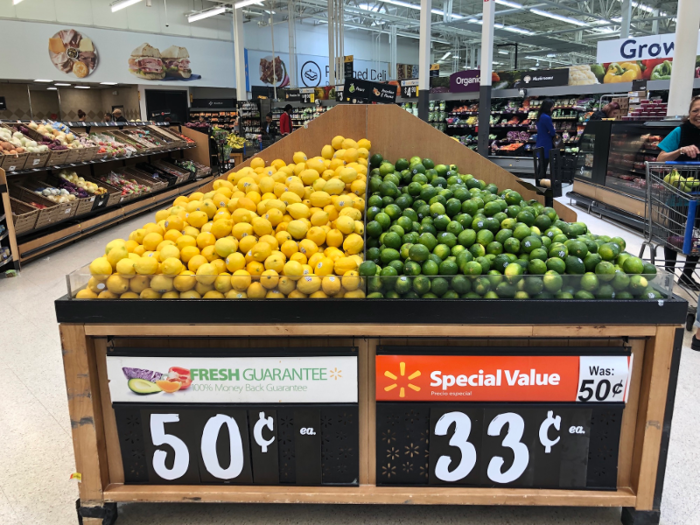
[55,106,686,525]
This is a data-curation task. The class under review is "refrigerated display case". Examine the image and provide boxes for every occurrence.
[570,120,675,228]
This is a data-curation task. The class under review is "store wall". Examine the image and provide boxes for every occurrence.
[101,86,140,121]
[57,88,102,121]
[29,90,60,120]
[0,84,31,120]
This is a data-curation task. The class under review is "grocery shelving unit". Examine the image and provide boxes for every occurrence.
[4,123,213,265]
[0,169,20,276]
[188,109,238,130]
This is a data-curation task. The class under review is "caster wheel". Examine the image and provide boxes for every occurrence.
[686,313,695,332]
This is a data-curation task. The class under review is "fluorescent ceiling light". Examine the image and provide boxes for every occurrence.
[547,53,556,57]
[440,51,451,60]
[378,0,463,19]
[530,8,590,27]
[13,0,24,5]
[100,82,118,85]
[264,9,276,14]
[47,87,57,90]
[502,25,534,35]
[75,86,90,89]
[498,50,509,55]
[34,79,53,83]
[495,0,522,8]
[111,0,142,12]
[55,83,71,86]
[234,0,263,8]
[188,6,226,22]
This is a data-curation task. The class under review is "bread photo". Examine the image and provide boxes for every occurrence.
[161,45,192,79]
[128,43,165,80]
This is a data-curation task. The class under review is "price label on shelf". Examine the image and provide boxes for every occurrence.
[376,353,632,403]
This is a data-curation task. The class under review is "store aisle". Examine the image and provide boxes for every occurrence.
[1,205,699,525]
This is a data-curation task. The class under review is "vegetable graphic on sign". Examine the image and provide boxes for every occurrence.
[122,366,192,395]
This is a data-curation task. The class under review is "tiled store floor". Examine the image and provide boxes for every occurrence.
[1,196,699,525]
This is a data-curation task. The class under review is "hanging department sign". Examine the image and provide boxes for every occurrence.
[107,355,358,403]
[342,78,397,104]
[450,70,481,93]
[376,354,632,403]
[597,31,700,63]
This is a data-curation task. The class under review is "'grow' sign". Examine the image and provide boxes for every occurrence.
[597,31,700,63]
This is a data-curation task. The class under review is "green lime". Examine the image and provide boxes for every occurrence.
[486,242,503,255]
[595,261,616,282]
[504,237,521,254]
[528,259,548,275]
[611,236,627,251]
[451,275,471,294]
[359,261,377,277]
[395,158,409,171]
[404,232,420,244]
[642,262,657,280]
[545,227,562,239]
[458,229,477,247]
[622,256,645,275]
[629,274,649,294]
[521,235,542,254]
[484,201,501,217]
[495,229,513,244]
[433,215,450,231]
[566,240,589,259]
[504,262,524,284]
[463,261,483,276]
[394,275,412,294]
[439,260,459,275]
[367,247,381,263]
[418,232,438,252]
[375,212,391,230]
[575,290,596,300]
[366,221,382,238]
[542,270,563,292]
[546,257,566,274]
[421,260,438,275]
[400,243,413,260]
[445,199,462,217]
[496,282,517,297]
[476,256,492,273]
[413,275,431,294]
[549,243,568,259]
[383,232,402,250]
[612,270,631,291]
[504,191,522,206]
[516,210,535,227]
[469,243,486,258]
[581,272,600,292]
[370,153,384,168]
[408,244,429,263]
[616,291,634,299]
[529,248,548,262]
[474,277,491,295]
[513,224,531,241]
[555,292,573,299]
[367,276,383,293]
[598,242,620,261]
[583,253,602,272]
[524,276,544,295]
[367,292,384,299]
[432,277,449,296]
[565,255,586,275]
[404,260,422,276]
[380,248,401,265]
[433,244,451,261]
[596,284,615,299]
[437,232,457,248]
[534,214,552,231]
[477,229,495,246]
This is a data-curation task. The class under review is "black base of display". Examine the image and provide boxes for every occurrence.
[76,499,118,525]
[55,295,688,325]
[621,508,660,525]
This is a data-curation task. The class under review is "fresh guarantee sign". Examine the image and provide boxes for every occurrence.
[597,31,700,63]
[107,355,358,403]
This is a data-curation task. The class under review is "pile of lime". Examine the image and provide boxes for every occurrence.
[358,155,660,300]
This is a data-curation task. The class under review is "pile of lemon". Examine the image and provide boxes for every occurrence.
[78,135,370,299]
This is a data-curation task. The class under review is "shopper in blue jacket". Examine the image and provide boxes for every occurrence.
[535,99,557,174]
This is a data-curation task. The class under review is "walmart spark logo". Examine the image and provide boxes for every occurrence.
[329,368,342,380]
[384,362,421,398]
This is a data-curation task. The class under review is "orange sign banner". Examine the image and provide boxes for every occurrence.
[376,355,581,402]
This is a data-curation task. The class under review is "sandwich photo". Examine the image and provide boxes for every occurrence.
[161,45,192,79]
[128,44,165,80]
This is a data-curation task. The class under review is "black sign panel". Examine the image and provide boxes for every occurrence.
[115,404,359,486]
[191,98,236,109]
[401,80,419,99]
[335,85,344,102]
[377,403,622,490]
[251,86,275,100]
[632,79,648,91]
[300,88,315,104]
[342,78,397,104]
[284,89,301,102]
[0,97,5,110]
[344,56,354,79]
[513,68,569,89]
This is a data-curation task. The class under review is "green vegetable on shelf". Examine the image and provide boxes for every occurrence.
[651,60,672,81]
[590,64,606,83]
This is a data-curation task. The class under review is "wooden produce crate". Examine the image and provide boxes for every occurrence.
[46,148,71,167]
[148,125,187,147]
[10,185,62,228]
[121,167,166,193]
[23,149,50,170]
[46,175,97,216]
[109,131,152,155]
[81,175,122,210]
[14,180,79,220]
[79,145,98,163]
[65,147,83,164]
[0,152,28,173]
[9,197,38,235]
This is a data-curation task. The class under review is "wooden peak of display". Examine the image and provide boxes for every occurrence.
[213,104,576,222]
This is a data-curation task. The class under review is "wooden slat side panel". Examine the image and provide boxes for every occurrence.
[357,338,370,485]
[103,483,636,506]
[60,324,107,503]
[617,338,646,490]
[94,338,124,485]
[632,327,677,510]
[367,339,377,486]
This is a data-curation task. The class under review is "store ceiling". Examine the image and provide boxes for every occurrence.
[237,0,678,74]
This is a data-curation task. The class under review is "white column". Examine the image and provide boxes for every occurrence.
[418,0,431,93]
[390,25,397,79]
[667,0,700,118]
[288,0,298,88]
[479,1,494,88]
[328,0,335,86]
[233,8,247,101]
[620,0,632,39]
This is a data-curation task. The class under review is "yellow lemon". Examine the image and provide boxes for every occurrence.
[288,290,307,299]
[343,148,359,163]
[183,226,200,238]
[283,260,304,280]
[116,258,136,278]
[259,234,279,251]
[287,203,310,220]
[251,242,272,262]
[196,263,217,285]
[341,138,358,150]
[180,290,202,299]
[187,210,209,228]
[264,253,286,273]
[300,169,320,185]
[161,257,184,276]
[309,291,328,299]
[203,290,224,299]
[292,151,308,164]
[232,222,254,240]
[250,157,265,169]
[321,144,334,159]
[130,229,147,244]
[331,135,345,149]
[344,289,365,298]
[281,240,299,258]
[335,257,358,276]
[271,159,286,170]
[306,226,326,246]
[150,275,174,293]
[134,257,159,275]
[140,232,161,252]
[338,167,358,184]
[246,281,266,298]
[260,269,279,289]
[264,208,284,227]
[306,158,325,174]
[298,238,319,258]
[322,275,341,296]
[277,276,295,295]
[76,288,98,299]
[180,246,200,264]
[174,271,196,292]
[129,275,150,294]
[215,274,233,294]
[223,252,244,273]
[105,275,129,295]
[201,245,218,263]
[196,232,216,250]
[314,257,334,276]
[287,220,309,240]
[308,252,324,270]
[297,274,321,294]
[342,270,360,291]
[325,204,339,221]
[313,178,327,191]
[188,254,208,273]
[336,216,355,235]
[230,270,252,292]
[159,245,180,262]
[164,230,182,243]
[343,233,364,255]
[310,210,329,227]
[340,207,362,221]
[324,247,345,262]
[354,221,365,236]
[105,245,128,268]
[211,219,233,239]
[310,191,332,208]
[357,138,371,150]
[246,260,264,277]
[138,288,160,300]
[215,237,239,258]
[326,229,343,248]
[323,178,345,195]
[291,252,307,265]
[160,291,179,299]
[119,291,139,299]
[264,289,284,299]
[239,235,258,254]
[195,282,214,295]
[225,290,246,299]
[252,217,273,236]
[89,257,112,279]
[210,259,227,275]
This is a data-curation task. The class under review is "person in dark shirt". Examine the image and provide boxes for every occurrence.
[112,108,128,123]
[535,99,556,174]
[263,112,277,138]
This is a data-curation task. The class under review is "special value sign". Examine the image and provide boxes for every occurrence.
[107,355,358,404]
[375,354,632,403]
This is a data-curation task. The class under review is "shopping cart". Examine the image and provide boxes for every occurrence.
[640,161,700,330]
